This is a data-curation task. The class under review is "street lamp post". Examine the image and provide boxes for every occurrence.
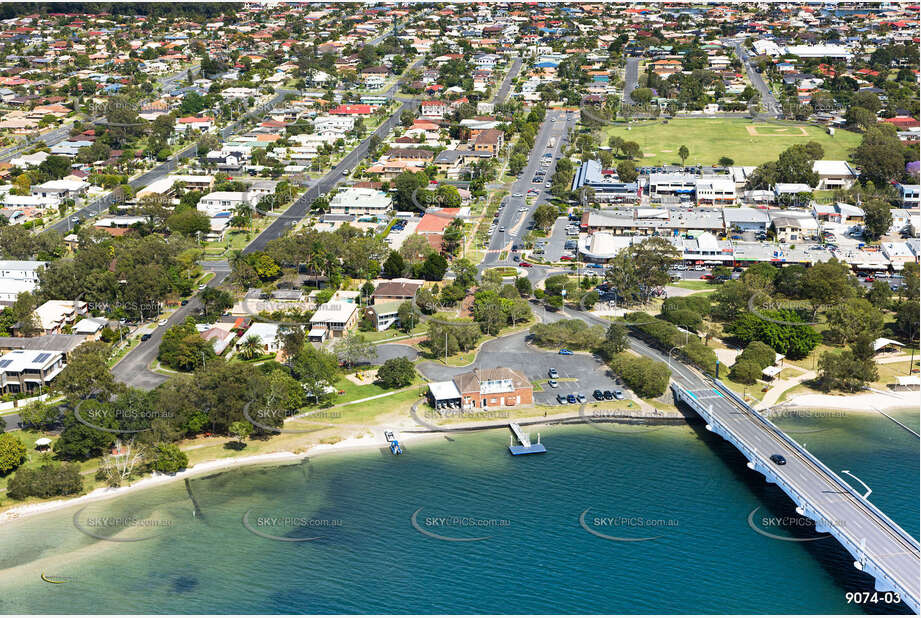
[668,346,681,371]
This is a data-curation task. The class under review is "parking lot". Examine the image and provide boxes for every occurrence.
[416,330,633,407]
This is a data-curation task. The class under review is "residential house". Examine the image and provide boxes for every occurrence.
[308,302,359,341]
[0,349,65,394]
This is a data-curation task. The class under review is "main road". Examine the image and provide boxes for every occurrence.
[480,107,578,268]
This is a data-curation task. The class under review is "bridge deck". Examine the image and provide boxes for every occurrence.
[673,380,920,613]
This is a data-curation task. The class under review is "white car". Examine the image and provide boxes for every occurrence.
[198,283,207,290]
[512,193,523,198]
[158,319,168,326]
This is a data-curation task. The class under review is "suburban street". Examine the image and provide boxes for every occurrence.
[244,59,424,254]
[492,56,522,104]
[46,88,292,234]
[729,39,780,117]
[110,270,230,389]
[622,56,640,105]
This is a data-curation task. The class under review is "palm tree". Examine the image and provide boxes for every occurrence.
[239,334,263,360]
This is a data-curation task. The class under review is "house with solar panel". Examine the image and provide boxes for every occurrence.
[0,349,65,394]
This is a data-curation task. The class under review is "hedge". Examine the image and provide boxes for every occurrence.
[610,353,671,398]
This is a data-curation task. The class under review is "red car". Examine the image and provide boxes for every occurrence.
[701,274,714,280]
[864,276,875,282]
[519,261,532,267]
[560,256,574,261]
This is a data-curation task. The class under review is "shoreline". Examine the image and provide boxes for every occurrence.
[2,393,917,528]
[0,432,445,528]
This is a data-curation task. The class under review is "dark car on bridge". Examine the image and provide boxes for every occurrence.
[770,454,787,465]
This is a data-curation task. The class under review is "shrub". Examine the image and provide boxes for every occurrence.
[375,357,416,388]
[625,312,698,350]
[6,462,83,500]
[610,354,671,398]
[529,319,605,350]
[737,341,776,369]
[729,360,762,385]
[152,443,189,474]
[664,308,702,332]
[681,341,717,372]
[0,433,26,474]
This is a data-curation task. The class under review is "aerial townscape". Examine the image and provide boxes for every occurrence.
[0,2,917,616]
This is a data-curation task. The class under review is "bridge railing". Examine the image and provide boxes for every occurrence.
[711,378,921,552]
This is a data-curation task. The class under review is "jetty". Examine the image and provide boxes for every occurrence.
[508,422,546,455]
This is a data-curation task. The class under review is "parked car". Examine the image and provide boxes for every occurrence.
[559,349,573,355]
[593,389,605,400]
[548,368,559,379]
[701,274,714,280]
[556,393,566,404]
[180,300,188,306]
[140,334,151,342]
[548,379,558,388]
[603,390,614,400]
[576,393,587,404]
[560,255,574,261]
[566,393,577,404]
[613,390,625,400]
[519,261,532,267]
[198,283,207,290]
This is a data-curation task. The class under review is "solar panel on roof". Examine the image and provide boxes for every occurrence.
[0,360,12,368]
[33,353,51,363]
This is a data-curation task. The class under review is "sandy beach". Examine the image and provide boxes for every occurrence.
[0,432,445,527]
[776,390,921,413]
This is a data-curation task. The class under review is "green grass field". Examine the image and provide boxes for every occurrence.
[604,118,861,167]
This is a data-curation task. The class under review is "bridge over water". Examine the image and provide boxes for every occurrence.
[672,378,920,613]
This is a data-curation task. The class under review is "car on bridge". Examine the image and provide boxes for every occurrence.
[770,454,787,465]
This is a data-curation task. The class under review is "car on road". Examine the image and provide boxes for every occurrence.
[548,379,558,388]
[560,255,574,261]
[701,274,714,280]
[864,275,875,282]
[342,168,350,175]
[603,390,614,400]
[512,193,523,198]
[559,348,573,355]
[180,300,188,306]
[566,393,577,404]
[519,261,532,267]
[198,283,206,290]
[769,454,787,465]
[545,182,552,188]
[576,393,587,404]
[548,368,559,379]
[158,319,168,326]
[140,334,151,342]
[593,389,605,400]
[498,227,505,232]
[613,390,625,400]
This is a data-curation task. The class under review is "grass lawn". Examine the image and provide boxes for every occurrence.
[604,118,861,166]
[873,360,918,389]
[670,280,717,291]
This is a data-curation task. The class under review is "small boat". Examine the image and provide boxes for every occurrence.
[41,573,68,584]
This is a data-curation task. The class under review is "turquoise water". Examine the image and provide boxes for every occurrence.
[0,411,916,615]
